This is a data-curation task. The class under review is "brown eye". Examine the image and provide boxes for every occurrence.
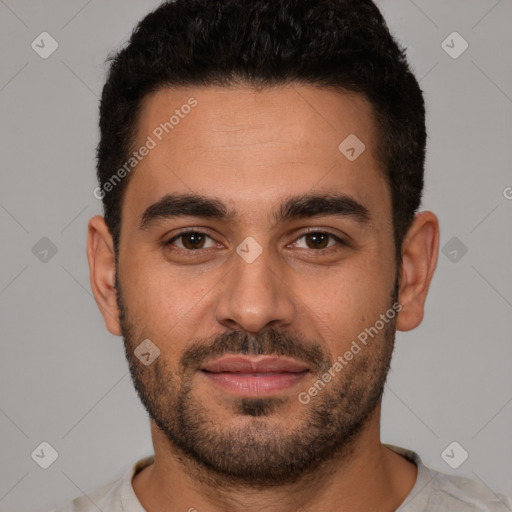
[167,231,215,250]
[304,232,330,249]
[181,232,206,249]
[293,231,344,251]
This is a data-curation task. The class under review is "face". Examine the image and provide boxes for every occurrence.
[113,84,400,485]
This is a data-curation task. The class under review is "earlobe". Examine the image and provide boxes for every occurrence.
[396,211,440,332]
[87,215,122,336]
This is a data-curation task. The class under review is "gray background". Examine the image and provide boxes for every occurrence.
[0,1,511,510]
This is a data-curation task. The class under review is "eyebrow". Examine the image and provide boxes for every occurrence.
[138,192,371,230]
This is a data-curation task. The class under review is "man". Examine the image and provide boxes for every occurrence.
[55,0,511,511]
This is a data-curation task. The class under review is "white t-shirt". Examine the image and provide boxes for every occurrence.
[53,444,512,511]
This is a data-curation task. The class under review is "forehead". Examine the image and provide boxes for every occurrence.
[122,84,389,225]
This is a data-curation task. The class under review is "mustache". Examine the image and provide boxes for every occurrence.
[179,328,332,375]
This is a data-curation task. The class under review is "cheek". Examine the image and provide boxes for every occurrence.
[120,250,218,343]
[298,254,395,349]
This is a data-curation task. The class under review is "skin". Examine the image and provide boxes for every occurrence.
[87,84,439,512]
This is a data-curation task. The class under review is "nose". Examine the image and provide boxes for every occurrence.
[214,243,296,334]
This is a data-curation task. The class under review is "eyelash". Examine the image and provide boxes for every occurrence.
[165,229,348,254]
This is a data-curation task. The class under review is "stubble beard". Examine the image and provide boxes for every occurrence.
[116,272,397,487]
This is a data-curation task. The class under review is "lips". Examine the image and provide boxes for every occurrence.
[200,355,309,397]
[201,355,309,373]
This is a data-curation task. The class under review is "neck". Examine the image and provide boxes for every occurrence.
[133,406,418,512]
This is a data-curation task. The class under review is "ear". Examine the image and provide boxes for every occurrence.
[396,211,439,332]
[87,215,122,336]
